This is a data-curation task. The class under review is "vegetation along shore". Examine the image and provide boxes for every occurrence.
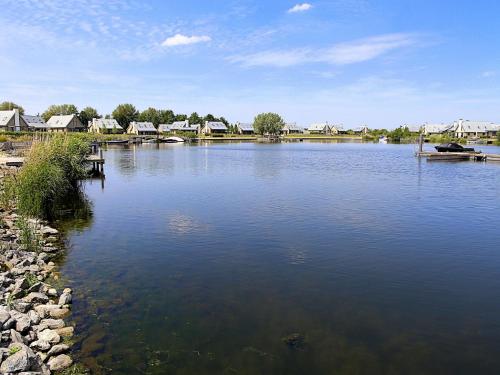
[0,135,92,374]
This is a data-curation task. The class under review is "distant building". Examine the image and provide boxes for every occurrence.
[170,120,200,134]
[453,119,500,138]
[23,115,47,131]
[351,125,369,135]
[404,124,422,133]
[127,121,157,135]
[282,122,304,135]
[88,118,123,134]
[423,123,455,135]
[201,121,227,135]
[46,114,84,132]
[307,123,331,135]
[236,122,254,135]
[0,109,29,132]
[158,124,173,133]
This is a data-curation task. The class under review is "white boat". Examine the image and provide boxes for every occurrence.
[378,136,388,144]
[163,136,185,143]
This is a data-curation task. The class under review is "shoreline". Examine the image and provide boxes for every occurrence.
[0,166,78,374]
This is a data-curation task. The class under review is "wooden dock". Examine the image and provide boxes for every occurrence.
[416,151,500,162]
[0,154,105,171]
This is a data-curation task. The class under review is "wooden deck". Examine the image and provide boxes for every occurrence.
[416,151,500,162]
[0,155,105,168]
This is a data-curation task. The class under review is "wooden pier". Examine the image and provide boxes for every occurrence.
[0,153,105,171]
[416,151,500,162]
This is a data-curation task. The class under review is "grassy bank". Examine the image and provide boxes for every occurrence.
[1,134,91,219]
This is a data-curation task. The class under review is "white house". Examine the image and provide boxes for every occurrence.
[201,121,227,135]
[404,124,422,133]
[236,122,254,135]
[23,115,47,131]
[423,123,455,135]
[307,123,331,135]
[0,109,29,132]
[46,114,85,132]
[281,122,304,135]
[88,118,124,134]
[127,121,157,135]
[453,119,500,138]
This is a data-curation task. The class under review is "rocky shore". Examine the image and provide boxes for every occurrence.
[1,167,75,374]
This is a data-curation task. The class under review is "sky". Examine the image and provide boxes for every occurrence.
[1,0,500,128]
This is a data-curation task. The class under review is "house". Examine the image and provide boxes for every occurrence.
[281,122,304,135]
[236,122,254,135]
[126,121,157,135]
[201,121,227,135]
[453,119,500,138]
[23,115,47,131]
[423,123,455,135]
[352,125,369,135]
[0,109,29,131]
[170,120,200,134]
[404,124,422,133]
[46,114,85,132]
[158,124,173,133]
[307,123,331,135]
[88,118,124,134]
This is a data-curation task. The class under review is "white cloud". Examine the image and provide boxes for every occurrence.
[229,33,417,67]
[161,34,211,47]
[288,3,313,13]
[481,71,496,78]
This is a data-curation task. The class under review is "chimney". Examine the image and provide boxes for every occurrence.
[14,108,20,131]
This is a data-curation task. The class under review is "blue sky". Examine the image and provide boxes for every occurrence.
[1,0,499,128]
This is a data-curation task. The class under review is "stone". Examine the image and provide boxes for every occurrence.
[47,354,72,371]
[4,317,16,330]
[55,326,74,337]
[41,227,58,236]
[28,310,41,325]
[13,300,32,313]
[47,288,58,297]
[39,318,65,330]
[0,306,10,325]
[49,308,70,319]
[58,292,72,305]
[34,304,62,318]
[24,292,49,304]
[27,282,43,293]
[30,340,51,351]
[10,329,24,343]
[15,313,31,333]
[282,333,306,349]
[63,288,72,295]
[14,277,29,291]
[38,252,49,262]
[37,329,60,344]
[46,344,69,357]
[0,343,36,373]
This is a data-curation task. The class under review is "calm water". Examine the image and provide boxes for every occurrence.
[59,142,500,374]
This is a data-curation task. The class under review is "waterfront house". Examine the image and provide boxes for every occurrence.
[282,122,304,135]
[453,119,500,138]
[88,118,124,134]
[352,125,369,135]
[201,121,227,135]
[236,122,255,135]
[0,109,29,132]
[46,114,85,132]
[158,124,172,133]
[423,123,455,135]
[404,124,422,133]
[127,121,157,135]
[307,123,332,135]
[170,120,200,134]
[23,115,48,131]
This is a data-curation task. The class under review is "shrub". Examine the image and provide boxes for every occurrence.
[16,216,42,253]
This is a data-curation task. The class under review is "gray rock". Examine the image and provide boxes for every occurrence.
[24,292,49,304]
[37,329,60,344]
[58,292,72,305]
[0,343,36,373]
[39,318,65,330]
[41,227,58,236]
[46,344,69,357]
[0,306,10,325]
[13,300,32,313]
[28,310,41,325]
[47,288,58,297]
[3,317,16,330]
[30,340,51,351]
[47,354,72,371]
[10,328,24,343]
[15,313,31,333]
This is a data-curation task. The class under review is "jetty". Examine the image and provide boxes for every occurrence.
[416,151,500,162]
[0,153,105,171]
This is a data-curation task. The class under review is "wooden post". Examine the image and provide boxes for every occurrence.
[418,133,424,153]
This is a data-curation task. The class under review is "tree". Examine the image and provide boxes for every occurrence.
[219,116,229,126]
[204,114,217,122]
[175,114,187,121]
[253,112,285,135]
[79,107,99,128]
[139,107,161,127]
[159,110,175,125]
[42,104,78,122]
[0,101,24,114]
[112,104,139,129]
[188,112,203,125]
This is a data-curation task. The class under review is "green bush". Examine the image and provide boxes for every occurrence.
[16,135,91,218]
[16,216,42,253]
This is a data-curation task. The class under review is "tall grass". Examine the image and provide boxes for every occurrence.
[15,135,91,218]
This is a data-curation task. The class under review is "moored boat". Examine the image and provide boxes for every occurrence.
[162,136,185,143]
[435,143,475,152]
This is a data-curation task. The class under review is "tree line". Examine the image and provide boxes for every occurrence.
[0,101,229,130]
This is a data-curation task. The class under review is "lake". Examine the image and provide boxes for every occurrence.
[59,142,500,374]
